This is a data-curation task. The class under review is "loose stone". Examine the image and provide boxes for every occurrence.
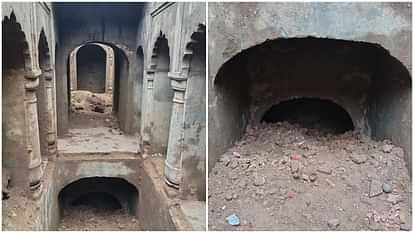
[369,179,383,197]
[327,219,340,229]
[350,154,368,164]
[317,165,332,175]
[382,144,393,153]
[253,175,266,186]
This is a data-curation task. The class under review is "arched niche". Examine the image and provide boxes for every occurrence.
[149,34,173,154]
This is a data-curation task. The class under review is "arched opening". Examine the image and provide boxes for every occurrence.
[58,177,140,230]
[76,44,106,93]
[261,98,354,134]
[2,13,31,188]
[209,37,411,230]
[150,35,173,154]
[66,42,125,130]
[212,37,411,154]
[58,42,137,155]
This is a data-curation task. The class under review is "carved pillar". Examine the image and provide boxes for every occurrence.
[24,69,43,198]
[142,68,155,152]
[70,51,77,91]
[164,72,187,188]
[44,67,57,161]
[105,51,114,94]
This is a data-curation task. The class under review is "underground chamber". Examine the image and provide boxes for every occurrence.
[213,37,411,159]
[208,37,411,230]
[58,177,140,230]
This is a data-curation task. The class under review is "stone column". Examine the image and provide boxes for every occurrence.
[141,68,155,153]
[70,51,77,91]
[164,72,187,188]
[24,69,43,198]
[44,67,57,161]
[105,51,114,94]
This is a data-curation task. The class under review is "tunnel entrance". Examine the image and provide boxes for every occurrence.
[58,177,140,230]
[209,37,411,230]
[261,98,354,134]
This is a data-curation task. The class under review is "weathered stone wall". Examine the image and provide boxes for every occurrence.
[29,155,183,230]
[137,2,206,199]
[208,2,412,173]
[2,1,57,190]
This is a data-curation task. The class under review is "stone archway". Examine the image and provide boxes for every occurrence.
[164,25,206,198]
[58,177,140,230]
[2,12,43,197]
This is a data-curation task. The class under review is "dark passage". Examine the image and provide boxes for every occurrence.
[58,177,140,230]
[77,44,106,93]
[71,192,122,210]
[261,98,354,134]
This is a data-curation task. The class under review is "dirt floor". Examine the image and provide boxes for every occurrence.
[58,202,141,231]
[58,90,140,154]
[2,187,39,230]
[208,122,411,231]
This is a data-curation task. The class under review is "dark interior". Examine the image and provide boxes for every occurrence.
[261,98,355,134]
[58,177,139,216]
[76,44,107,93]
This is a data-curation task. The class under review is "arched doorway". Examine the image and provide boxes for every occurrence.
[66,42,127,130]
[76,44,107,93]
[148,35,173,154]
[57,42,138,155]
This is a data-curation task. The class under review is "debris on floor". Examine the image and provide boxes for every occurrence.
[209,122,411,230]
[71,90,112,114]
[58,205,140,231]
[2,187,38,231]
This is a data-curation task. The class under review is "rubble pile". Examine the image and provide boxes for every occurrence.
[209,122,411,231]
[71,90,112,114]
